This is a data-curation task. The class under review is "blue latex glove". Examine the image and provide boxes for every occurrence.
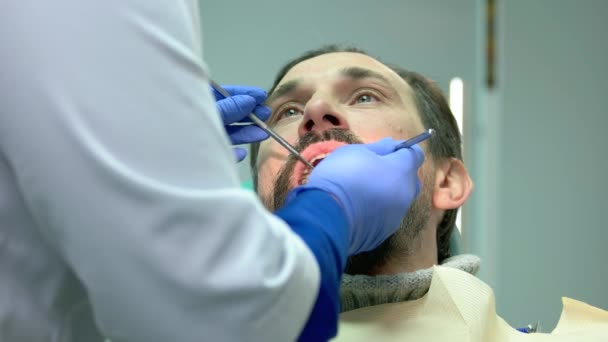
[213,85,271,162]
[287,138,425,255]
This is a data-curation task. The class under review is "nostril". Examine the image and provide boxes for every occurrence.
[304,120,314,131]
[324,114,341,126]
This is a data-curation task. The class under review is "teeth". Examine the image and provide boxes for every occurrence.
[299,153,329,185]
[310,153,328,165]
[300,169,311,185]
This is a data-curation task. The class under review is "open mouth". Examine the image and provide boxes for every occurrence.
[293,141,348,187]
[299,153,328,185]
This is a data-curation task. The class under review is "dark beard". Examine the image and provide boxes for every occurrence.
[344,172,434,275]
[271,128,364,211]
[270,128,433,276]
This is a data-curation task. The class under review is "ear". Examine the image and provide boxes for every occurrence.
[432,158,473,210]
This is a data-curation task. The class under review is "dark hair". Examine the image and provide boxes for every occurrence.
[250,44,462,262]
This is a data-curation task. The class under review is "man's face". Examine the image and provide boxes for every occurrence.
[257,52,430,208]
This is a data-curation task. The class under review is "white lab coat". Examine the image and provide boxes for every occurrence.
[0,1,320,341]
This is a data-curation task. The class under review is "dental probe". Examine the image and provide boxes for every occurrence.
[210,81,314,169]
[394,129,435,150]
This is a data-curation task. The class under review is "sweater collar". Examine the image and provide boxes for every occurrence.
[340,254,481,312]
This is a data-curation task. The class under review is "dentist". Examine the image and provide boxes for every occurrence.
[0,1,424,341]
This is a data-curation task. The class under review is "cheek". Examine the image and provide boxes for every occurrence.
[348,115,413,143]
[256,164,275,206]
[255,135,295,199]
[418,160,437,199]
[350,126,406,144]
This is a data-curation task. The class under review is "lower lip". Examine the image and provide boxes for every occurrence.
[293,141,348,187]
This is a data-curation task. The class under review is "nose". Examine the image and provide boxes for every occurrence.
[298,97,349,137]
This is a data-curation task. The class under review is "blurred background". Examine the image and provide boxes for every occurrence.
[199,0,607,330]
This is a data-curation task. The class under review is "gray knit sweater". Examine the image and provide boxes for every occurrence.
[340,254,481,312]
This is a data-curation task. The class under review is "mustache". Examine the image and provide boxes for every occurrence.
[284,128,364,171]
[293,128,364,156]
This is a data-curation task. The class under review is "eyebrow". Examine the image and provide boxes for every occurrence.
[266,79,302,104]
[339,66,392,85]
[266,66,393,104]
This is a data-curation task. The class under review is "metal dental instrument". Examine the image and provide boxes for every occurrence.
[210,81,314,169]
[394,129,435,151]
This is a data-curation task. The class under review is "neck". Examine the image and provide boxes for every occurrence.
[371,227,438,275]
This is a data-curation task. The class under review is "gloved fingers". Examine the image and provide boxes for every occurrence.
[232,146,248,162]
[212,85,267,104]
[385,144,425,167]
[216,95,258,124]
[234,105,272,124]
[226,125,270,145]
[361,137,401,155]
[253,105,272,121]
[383,144,425,195]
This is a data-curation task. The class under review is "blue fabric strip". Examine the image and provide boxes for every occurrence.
[276,189,348,341]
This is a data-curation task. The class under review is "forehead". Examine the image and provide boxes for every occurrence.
[276,52,413,95]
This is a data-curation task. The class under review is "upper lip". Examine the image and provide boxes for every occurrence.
[301,143,337,164]
[302,140,343,161]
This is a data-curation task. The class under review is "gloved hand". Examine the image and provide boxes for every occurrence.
[213,85,271,162]
[287,138,425,255]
